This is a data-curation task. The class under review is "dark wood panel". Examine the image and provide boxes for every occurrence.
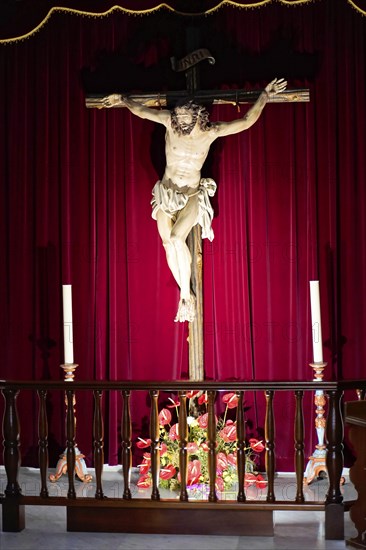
[67,505,274,536]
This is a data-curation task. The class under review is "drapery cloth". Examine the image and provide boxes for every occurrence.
[151,178,216,241]
[1,0,365,467]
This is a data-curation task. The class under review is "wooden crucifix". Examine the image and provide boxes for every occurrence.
[85,29,309,382]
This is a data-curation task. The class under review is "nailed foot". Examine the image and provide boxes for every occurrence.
[174,296,196,323]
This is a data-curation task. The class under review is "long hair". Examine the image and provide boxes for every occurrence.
[171,102,211,135]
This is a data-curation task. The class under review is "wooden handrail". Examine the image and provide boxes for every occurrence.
[1,378,366,538]
[1,379,366,391]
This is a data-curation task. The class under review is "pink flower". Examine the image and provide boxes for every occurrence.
[227,452,237,466]
[222,392,239,409]
[137,474,151,488]
[159,465,177,480]
[187,442,199,453]
[217,452,228,472]
[219,424,237,442]
[197,413,209,429]
[168,423,179,440]
[215,476,225,492]
[136,437,151,449]
[167,398,180,408]
[249,438,265,453]
[159,408,172,426]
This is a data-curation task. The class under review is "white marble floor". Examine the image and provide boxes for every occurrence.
[0,467,358,549]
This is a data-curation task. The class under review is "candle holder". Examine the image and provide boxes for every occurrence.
[49,363,92,483]
[304,361,328,485]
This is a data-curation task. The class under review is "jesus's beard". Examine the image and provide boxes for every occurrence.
[171,120,196,136]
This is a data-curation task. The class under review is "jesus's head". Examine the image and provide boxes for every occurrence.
[171,102,210,136]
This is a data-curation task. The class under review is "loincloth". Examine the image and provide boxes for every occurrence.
[151,178,217,241]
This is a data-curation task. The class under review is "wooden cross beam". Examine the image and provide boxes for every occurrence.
[85,88,310,109]
[85,37,310,382]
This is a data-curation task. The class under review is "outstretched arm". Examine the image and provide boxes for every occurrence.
[102,94,170,126]
[213,78,287,138]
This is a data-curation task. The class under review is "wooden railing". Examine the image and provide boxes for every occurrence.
[1,379,366,538]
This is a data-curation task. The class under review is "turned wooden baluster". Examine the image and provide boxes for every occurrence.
[207,390,217,502]
[345,400,366,547]
[65,388,76,499]
[2,388,22,497]
[325,390,344,504]
[324,389,344,540]
[93,390,104,499]
[294,390,304,503]
[265,390,276,503]
[149,389,160,501]
[236,390,246,502]
[121,390,132,499]
[37,389,49,498]
[178,390,188,501]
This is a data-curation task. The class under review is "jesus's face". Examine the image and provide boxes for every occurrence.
[171,103,210,136]
[174,107,196,134]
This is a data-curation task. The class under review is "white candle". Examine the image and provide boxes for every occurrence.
[62,285,74,364]
[309,280,323,363]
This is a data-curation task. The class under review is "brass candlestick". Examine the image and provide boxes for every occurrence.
[49,363,92,483]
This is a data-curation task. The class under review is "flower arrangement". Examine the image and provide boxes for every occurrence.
[136,391,267,493]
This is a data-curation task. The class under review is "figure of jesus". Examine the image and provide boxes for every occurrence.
[103,78,287,322]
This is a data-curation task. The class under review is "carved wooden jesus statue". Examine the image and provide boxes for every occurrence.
[103,78,287,323]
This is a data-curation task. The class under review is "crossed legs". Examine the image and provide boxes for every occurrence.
[156,195,199,322]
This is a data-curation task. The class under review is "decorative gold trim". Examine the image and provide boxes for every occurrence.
[347,0,366,15]
[0,0,364,45]
[0,0,321,46]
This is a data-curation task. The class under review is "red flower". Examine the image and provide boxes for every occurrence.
[219,424,237,442]
[137,474,152,488]
[168,423,179,440]
[244,473,267,488]
[159,465,177,480]
[244,473,258,487]
[159,442,167,456]
[222,392,239,409]
[249,438,265,453]
[136,437,151,449]
[254,474,268,488]
[198,393,208,405]
[186,390,200,399]
[159,408,172,426]
[138,462,150,475]
[138,453,151,474]
[187,459,202,485]
[167,398,180,408]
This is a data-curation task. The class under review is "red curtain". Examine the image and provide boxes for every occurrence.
[1,0,365,468]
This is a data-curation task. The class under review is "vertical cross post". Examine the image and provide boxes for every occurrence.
[185,26,205,382]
